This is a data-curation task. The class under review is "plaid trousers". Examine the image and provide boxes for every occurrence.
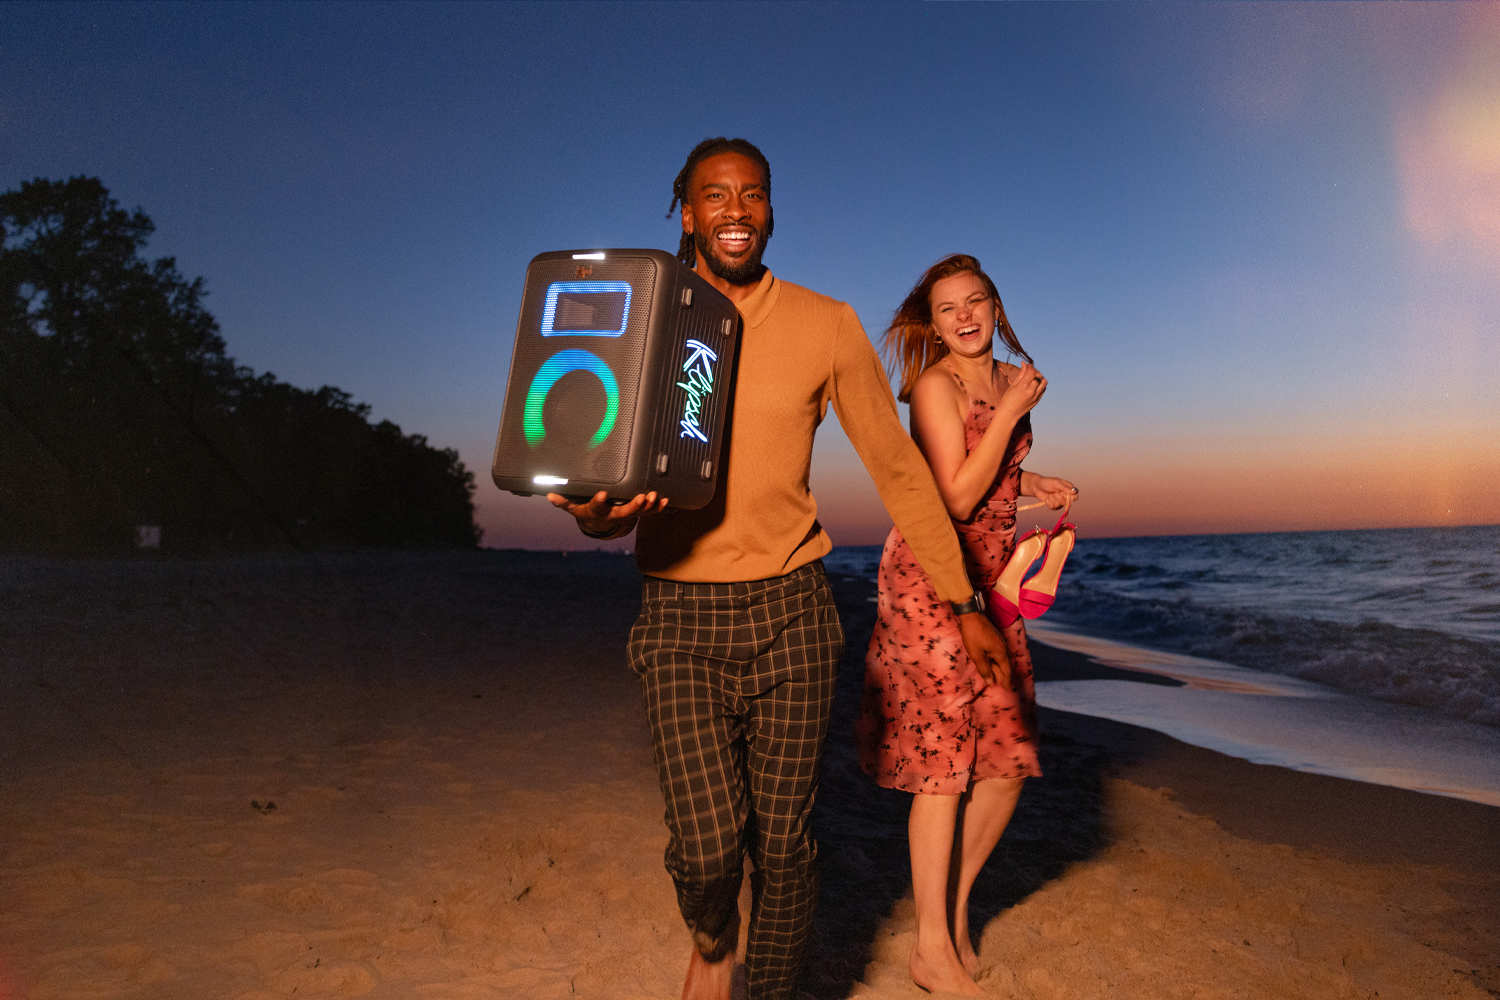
[629,561,843,1000]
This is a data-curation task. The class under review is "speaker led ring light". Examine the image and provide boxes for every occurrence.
[523,349,620,449]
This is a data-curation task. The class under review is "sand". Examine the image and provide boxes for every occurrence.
[1,550,1495,1000]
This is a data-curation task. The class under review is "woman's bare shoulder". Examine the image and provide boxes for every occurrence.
[913,362,959,393]
[910,362,965,414]
[995,360,1023,379]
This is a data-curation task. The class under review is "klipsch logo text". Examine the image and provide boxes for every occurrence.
[677,339,717,443]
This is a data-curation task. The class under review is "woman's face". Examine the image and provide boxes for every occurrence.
[929,271,996,359]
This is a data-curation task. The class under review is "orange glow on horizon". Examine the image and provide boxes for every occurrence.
[477,422,1500,550]
[1013,425,1500,539]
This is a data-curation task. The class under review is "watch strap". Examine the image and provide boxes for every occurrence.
[950,591,986,616]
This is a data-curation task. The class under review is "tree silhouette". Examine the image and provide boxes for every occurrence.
[0,177,479,552]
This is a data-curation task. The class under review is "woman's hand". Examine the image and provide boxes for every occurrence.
[1027,476,1077,511]
[996,362,1046,421]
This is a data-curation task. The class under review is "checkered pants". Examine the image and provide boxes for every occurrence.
[629,561,843,1000]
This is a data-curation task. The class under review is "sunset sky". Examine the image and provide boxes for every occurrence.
[4,1,1496,548]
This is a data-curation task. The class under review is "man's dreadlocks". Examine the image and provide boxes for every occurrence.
[666,137,774,267]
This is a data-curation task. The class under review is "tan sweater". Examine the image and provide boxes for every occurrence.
[635,270,973,603]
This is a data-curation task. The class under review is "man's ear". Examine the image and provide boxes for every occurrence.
[681,203,695,236]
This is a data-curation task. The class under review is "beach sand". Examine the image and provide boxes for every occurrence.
[1,550,1495,999]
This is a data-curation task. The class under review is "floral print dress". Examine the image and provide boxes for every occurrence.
[857,360,1043,794]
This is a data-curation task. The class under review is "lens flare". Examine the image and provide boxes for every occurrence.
[1396,4,1500,260]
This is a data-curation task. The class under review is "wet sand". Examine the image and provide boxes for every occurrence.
[1,550,1495,999]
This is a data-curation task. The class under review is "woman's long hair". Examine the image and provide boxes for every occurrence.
[883,254,1030,402]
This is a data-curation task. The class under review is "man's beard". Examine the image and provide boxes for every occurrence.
[694,226,768,285]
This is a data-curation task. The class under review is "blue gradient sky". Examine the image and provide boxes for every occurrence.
[4,2,1496,547]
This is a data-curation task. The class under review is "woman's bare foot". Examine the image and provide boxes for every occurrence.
[956,933,980,976]
[682,946,735,1000]
[910,936,983,996]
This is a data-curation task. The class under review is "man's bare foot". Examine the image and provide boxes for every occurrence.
[682,946,735,1000]
[910,937,982,996]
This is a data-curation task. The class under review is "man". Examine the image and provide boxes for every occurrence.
[550,137,1009,1000]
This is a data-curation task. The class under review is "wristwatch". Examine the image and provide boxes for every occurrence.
[950,590,986,616]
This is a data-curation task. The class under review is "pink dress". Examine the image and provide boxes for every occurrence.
[857,362,1043,794]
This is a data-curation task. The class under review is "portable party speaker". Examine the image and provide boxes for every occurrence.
[491,249,742,510]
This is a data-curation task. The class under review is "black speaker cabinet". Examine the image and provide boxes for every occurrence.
[492,249,742,510]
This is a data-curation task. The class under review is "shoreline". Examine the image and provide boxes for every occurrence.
[1,551,1495,998]
[1025,621,1500,808]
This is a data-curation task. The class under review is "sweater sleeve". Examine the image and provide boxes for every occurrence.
[827,303,975,603]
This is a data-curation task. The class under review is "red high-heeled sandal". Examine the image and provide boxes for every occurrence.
[1018,508,1076,620]
[987,527,1048,628]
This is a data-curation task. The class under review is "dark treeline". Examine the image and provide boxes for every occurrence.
[0,177,480,553]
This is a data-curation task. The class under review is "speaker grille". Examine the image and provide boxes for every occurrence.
[495,256,658,485]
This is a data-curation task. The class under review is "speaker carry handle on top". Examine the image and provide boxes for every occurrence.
[491,249,743,511]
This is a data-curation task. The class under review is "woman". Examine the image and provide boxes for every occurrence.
[857,254,1077,995]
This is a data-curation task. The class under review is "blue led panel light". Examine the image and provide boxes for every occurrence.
[540,281,633,337]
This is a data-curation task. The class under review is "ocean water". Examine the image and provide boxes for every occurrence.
[825,525,1500,804]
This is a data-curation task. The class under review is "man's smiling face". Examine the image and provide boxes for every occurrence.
[682,151,771,287]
